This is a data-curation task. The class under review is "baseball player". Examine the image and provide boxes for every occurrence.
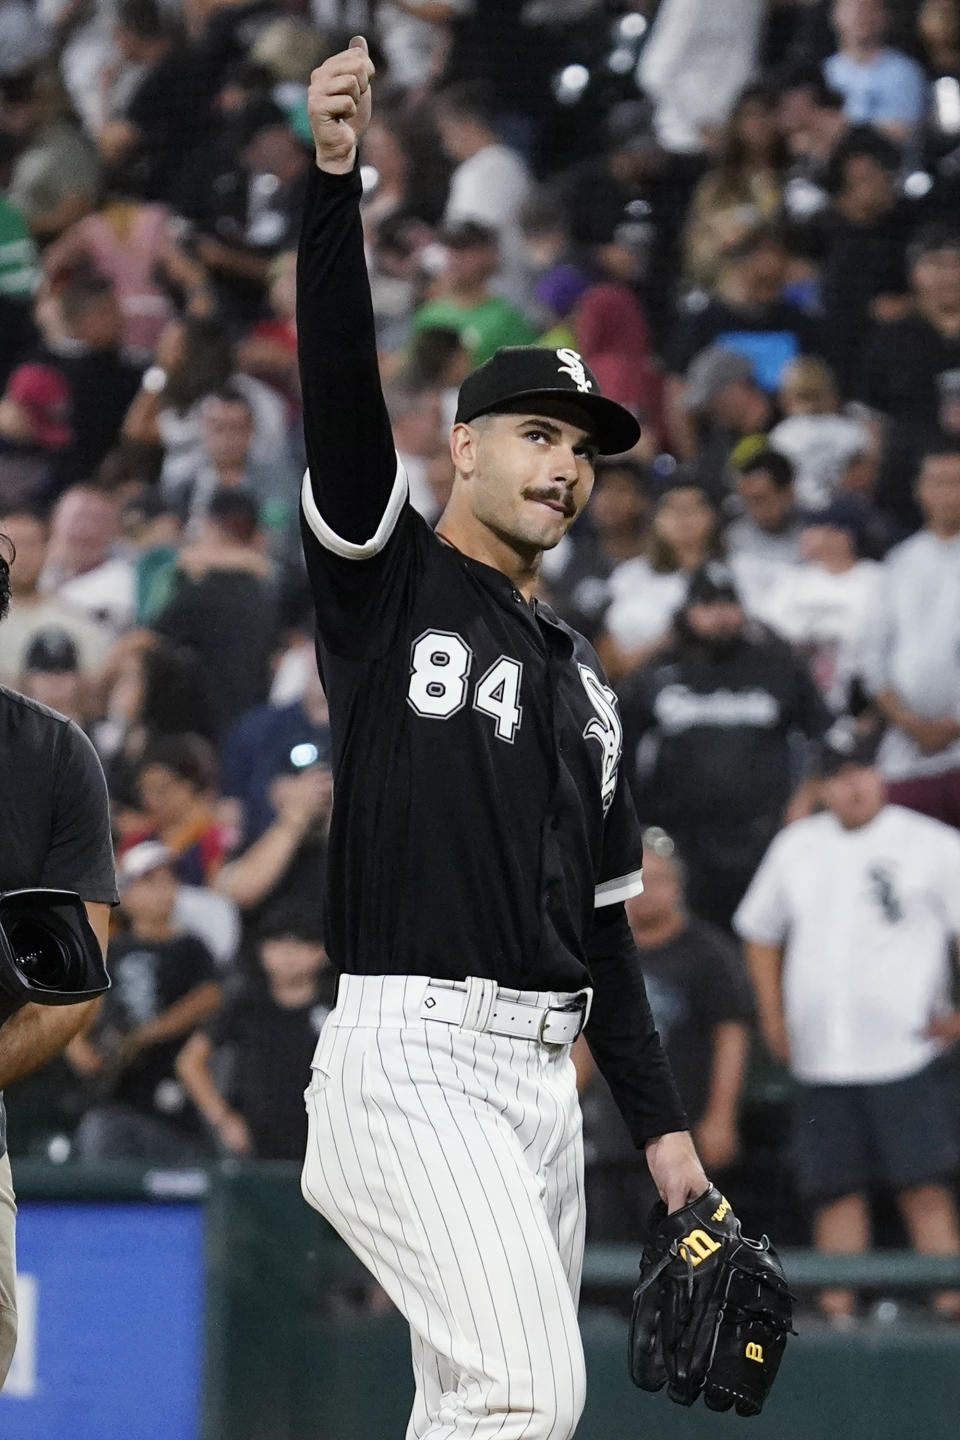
[298,39,707,1440]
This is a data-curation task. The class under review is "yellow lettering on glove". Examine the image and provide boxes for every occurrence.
[712,1196,731,1222]
[745,1343,764,1363]
[678,1229,721,1265]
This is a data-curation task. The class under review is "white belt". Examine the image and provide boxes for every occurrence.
[420,977,592,1046]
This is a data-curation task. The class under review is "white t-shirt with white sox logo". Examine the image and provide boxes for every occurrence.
[734,805,960,1085]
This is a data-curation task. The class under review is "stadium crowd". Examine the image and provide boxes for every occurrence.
[2,0,960,1312]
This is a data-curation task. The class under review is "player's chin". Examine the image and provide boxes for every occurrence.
[520,504,575,548]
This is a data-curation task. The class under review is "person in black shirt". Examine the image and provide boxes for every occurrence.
[858,224,960,529]
[98,0,215,204]
[578,828,752,1241]
[816,126,912,394]
[0,530,116,1390]
[297,41,706,1440]
[176,899,332,1159]
[69,843,221,1162]
[619,562,830,930]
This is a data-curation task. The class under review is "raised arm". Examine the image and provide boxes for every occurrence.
[299,37,400,549]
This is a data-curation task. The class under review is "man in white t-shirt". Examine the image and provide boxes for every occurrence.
[860,443,960,828]
[735,724,960,1321]
[758,495,880,713]
[434,80,530,304]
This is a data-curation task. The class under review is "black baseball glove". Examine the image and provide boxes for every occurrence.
[629,1184,793,1417]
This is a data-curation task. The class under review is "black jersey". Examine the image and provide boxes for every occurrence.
[296,164,686,1145]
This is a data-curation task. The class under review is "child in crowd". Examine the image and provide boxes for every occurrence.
[176,899,332,1159]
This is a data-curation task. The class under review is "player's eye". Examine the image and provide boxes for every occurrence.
[575,444,598,464]
[524,428,549,444]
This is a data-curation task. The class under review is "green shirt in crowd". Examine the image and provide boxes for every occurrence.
[413,295,538,365]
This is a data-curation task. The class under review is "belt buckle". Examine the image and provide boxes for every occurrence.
[537,991,590,1045]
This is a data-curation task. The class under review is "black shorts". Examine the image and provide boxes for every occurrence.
[791,1064,960,1205]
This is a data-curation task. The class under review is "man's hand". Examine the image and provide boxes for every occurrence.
[307,36,375,175]
[644,1130,709,1214]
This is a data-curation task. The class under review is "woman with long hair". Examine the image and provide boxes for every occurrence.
[599,480,723,677]
[684,84,789,290]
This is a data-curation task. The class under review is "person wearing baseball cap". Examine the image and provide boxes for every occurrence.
[17,625,87,726]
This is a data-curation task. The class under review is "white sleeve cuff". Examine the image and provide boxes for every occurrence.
[594,868,644,908]
[300,453,408,559]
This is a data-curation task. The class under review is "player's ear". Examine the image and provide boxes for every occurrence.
[450,421,479,478]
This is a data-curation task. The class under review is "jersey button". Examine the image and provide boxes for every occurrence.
[512,589,523,602]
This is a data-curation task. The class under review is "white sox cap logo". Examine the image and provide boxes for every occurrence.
[556,348,593,394]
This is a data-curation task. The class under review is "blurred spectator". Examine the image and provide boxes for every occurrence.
[123,316,291,499]
[234,248,299,410]
[96,0,214,204]
[41,185,210,352]
[859,225,960,529]
[16,624,89,725]
[434,79,530,297]
[758,496,881,712]
[68,840,221,1163]
[669,224,824,409]
[215,745,332,926]
[619,562,830,928]
[576,825,752,1241]
[825,0,928,144]
[94,631,215,818]
[1,63,100,240]
[683,83,788,290]
[602,480,722,672]
[541,458,654,644]
[149,489,279,736]
[183,98,311,327]
[627,830,752,1172]
[553,97,688,346]
[383,377,446,524]
[777,64,851,187]
[176,898,332,1158]
[41,485,136,632]
[736,725,960,1321]
[412,220,536,365]
[638,0,765,158]
[0,270,144,499]
[219,661,330,850]
[123,731,226,885]
[817,125,912,393]
[679,347,779,492]
[571,280,663,447]
[768,356,876,511]
[169,385,298,559]
[376,2,467,94]
[724,448,806,568]
[862,441,960,827]
[0,505,113,682]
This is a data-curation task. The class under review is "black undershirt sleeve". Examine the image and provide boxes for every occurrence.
[584,901,689,1149]
[297,161,397,544]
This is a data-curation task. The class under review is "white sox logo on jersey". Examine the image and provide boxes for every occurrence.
[579,664,622,814]
[556,348,593,393]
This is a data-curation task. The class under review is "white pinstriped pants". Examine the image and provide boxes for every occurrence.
[301,975,588,1440]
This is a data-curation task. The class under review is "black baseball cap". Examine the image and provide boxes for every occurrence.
[455,346,641,456]
[23,627,79,674]
[685,562,740,607]
[817,721,879,777]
